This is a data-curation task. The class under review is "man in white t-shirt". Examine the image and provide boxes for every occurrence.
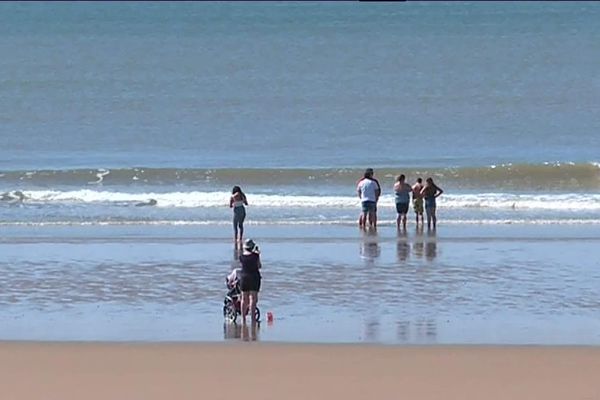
[356,168,381,229]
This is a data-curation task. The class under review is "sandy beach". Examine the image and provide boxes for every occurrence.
[1,342,599,400]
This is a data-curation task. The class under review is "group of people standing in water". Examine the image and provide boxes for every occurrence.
[227,171,443,323]
[356,168,444,231]
[229,168,444,245]
[229,169,444,246]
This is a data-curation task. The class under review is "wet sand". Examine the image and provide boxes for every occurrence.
[2,223,600,344]
[1,342,599,400]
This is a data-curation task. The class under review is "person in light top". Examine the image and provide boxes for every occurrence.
[356,168,381,230]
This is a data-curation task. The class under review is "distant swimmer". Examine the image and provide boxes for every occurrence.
[0,190,26,203]
[135,199,157,207]
[420,177,444,231]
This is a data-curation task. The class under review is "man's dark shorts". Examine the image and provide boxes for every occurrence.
[362,201,377,213]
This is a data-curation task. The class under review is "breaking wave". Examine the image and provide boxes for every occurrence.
[1,162,599,190]
[4,189,600,211]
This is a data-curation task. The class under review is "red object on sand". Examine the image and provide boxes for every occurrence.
[267,312,273,322]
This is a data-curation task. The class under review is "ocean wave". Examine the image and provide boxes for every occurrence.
[5,189,600,211]
[1,162,599,190]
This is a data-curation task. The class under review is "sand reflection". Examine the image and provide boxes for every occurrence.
[223,322,260,342]
[413,227,424,259]
[232,246,241,267]
[223,322,242,340]
[364,318,380,341]
[396,318,437,343]
[360,230,381,263]
[425,230,437,261]
[241,323,260,342]
[396,231,410,263]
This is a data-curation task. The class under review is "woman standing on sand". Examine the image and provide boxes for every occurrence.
[420,177,444,230]
[230,186,248,245]
[239,238,262,325]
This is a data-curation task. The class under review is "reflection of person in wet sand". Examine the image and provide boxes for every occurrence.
[241,321,259,341]
[413,229,424,258]
[364,318,380,341]
[224,319,259,341]
[232,246,241,266]
[425,230,437,261]
[396,232,410,262]
[223,322,242,339]
[360,231,381,262]
[415,318,437,342]
[396,320,410,342]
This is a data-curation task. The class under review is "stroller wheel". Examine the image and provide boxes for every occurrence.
[254,307,260,323]
[223,298,232,317]
[224,303,237,324]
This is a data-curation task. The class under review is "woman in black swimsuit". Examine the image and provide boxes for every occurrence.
[239,238,262,324]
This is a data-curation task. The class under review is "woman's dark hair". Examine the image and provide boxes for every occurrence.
[232,186,243,195]
[396,174,405,182]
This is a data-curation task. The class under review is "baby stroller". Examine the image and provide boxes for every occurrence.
[223,271,260,324]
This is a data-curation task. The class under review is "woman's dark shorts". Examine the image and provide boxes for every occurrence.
[240,274,261,292]
[395,202,409,214]
[233,206,246,227]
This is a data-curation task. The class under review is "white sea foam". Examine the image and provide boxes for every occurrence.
[2,218,600,227]
[89,169,110,185]
[16,190,600,211]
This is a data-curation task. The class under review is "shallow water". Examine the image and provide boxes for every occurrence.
[1,224,599,344]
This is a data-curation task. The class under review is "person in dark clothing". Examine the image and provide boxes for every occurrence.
[230,186,248,246]
[239,238,262,324]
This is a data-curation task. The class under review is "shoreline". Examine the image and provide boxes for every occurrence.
[3,339,600,348]
[1,342,599,400]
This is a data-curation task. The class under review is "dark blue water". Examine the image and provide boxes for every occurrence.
[1,2,600,170]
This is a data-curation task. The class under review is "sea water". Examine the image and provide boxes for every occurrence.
[1,2,599,343]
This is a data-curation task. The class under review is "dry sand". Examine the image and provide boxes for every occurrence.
[1,342,599,400]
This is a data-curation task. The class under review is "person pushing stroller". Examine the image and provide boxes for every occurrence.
[223,239,262,324]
